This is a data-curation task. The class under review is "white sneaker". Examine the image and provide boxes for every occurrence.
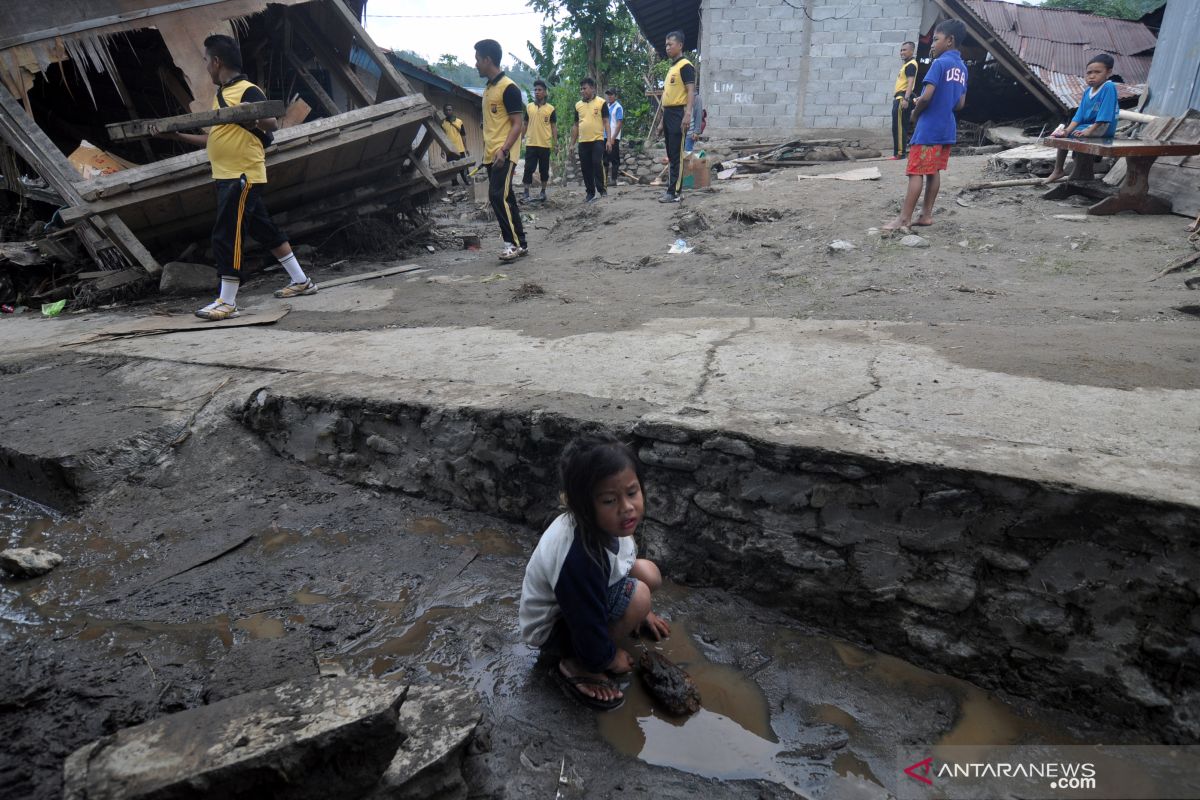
[499,244,520,262]
[195,300,239,321]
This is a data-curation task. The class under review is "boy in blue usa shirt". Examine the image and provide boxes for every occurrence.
[884,19,968,233]
[1044,54,1119,184]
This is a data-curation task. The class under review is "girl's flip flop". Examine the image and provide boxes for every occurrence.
[554,669,624,711]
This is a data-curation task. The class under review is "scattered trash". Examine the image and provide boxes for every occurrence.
[668,239,694,254]
[1053,214,1089,222]
[480,273,509,283]
[958,240,970,248]
[1,304,14,314]
[41,299,67,317]
[900,235,930,248]
[425,245,436,253]
[828,240,857,252]
[510,282,545,301]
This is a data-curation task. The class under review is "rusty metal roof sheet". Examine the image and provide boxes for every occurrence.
[964,0,1155,108]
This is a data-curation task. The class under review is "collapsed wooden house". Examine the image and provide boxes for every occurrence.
[0,0,462,296]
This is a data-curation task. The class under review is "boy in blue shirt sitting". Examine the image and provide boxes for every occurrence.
[1044,54,1119,184]
[883,19,968,233]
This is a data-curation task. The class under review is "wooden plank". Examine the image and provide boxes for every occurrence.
[284,44,341,117]
[324,0,417,101]
[290,9,372,108]
[317,264,423,290]
[92,214,162,275]
[105,101,284,142]
[1044,138,1200,159]
[410,156,439,188]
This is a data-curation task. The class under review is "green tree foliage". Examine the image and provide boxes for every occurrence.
[1039,0,1165,20]
[522,4,657,145]
[526,0,623,86]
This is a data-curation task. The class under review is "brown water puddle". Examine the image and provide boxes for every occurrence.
[407,516,526,557]
[75,613,235,650]
[831,640,1071,757]
[358,606,461,678]
[260,525,351,555]
[596,623,807,789]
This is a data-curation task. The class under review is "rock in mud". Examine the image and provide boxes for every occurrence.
[639,650,701,716]
[0,547,62,578]
[158,261,217,295]
[63,677,406,800]
[900,234,930,248]
[366,684,482,800]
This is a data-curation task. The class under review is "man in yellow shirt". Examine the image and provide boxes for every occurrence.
[441,103,470,185]
[570,77,610,203]
[157,34,313,320]
[475,38,528,262]
[522,80,557,202]
[655,30,695,203]
[891,41,918,159]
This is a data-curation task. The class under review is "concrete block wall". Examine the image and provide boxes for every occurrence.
[700,0,923,137]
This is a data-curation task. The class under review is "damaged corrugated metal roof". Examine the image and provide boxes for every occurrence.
[622,0,701,59]
[962,0,1156,108]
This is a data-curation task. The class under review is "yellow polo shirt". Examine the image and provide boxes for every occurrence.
[525,101,556,148]
[441,117,466,154]
[575,97,606,143]
[895,58,918,96]
[207,77,268,184]
[482,72,522,163]
[663,57,694,107]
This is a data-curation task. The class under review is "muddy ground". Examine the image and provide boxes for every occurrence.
[1,149,1197,798]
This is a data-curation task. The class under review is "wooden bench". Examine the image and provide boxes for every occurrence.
[1042,137,1200,215]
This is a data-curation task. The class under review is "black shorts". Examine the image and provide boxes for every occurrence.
[212,176,286,281]
[523,146,551,183]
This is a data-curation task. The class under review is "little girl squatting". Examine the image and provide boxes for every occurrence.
[518,435,671,710]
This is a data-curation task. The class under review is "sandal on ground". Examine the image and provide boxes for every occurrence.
[553,669,624,711]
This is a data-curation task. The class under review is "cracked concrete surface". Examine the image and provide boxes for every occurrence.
[2,310,1196,508]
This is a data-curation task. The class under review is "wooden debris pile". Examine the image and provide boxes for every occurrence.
[0,0,463,310]
[717,138,883,178]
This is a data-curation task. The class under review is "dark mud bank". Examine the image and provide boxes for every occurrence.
[241,388,1200,743]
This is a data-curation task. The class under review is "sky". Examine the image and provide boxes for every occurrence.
[363,0,552,66]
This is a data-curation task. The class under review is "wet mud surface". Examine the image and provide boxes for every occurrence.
[0,413,1135,799]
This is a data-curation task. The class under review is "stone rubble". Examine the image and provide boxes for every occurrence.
[0,547,63,578]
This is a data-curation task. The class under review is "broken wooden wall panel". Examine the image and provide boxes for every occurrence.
[63,103,433,249]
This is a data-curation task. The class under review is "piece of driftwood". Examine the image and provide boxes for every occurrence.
[638,650,701,716]
[963,178,1048,190]
[1150,250,1200,282]
[105,101,284,142]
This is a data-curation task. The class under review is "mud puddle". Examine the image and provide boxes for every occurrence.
[407,515,530,557]
[597,622,808,791]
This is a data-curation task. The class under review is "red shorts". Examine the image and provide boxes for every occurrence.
[906,144,952,176]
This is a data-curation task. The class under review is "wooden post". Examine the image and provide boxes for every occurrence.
[284,48,341,117]
[289,9,373,108]
[324,0,417,101]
